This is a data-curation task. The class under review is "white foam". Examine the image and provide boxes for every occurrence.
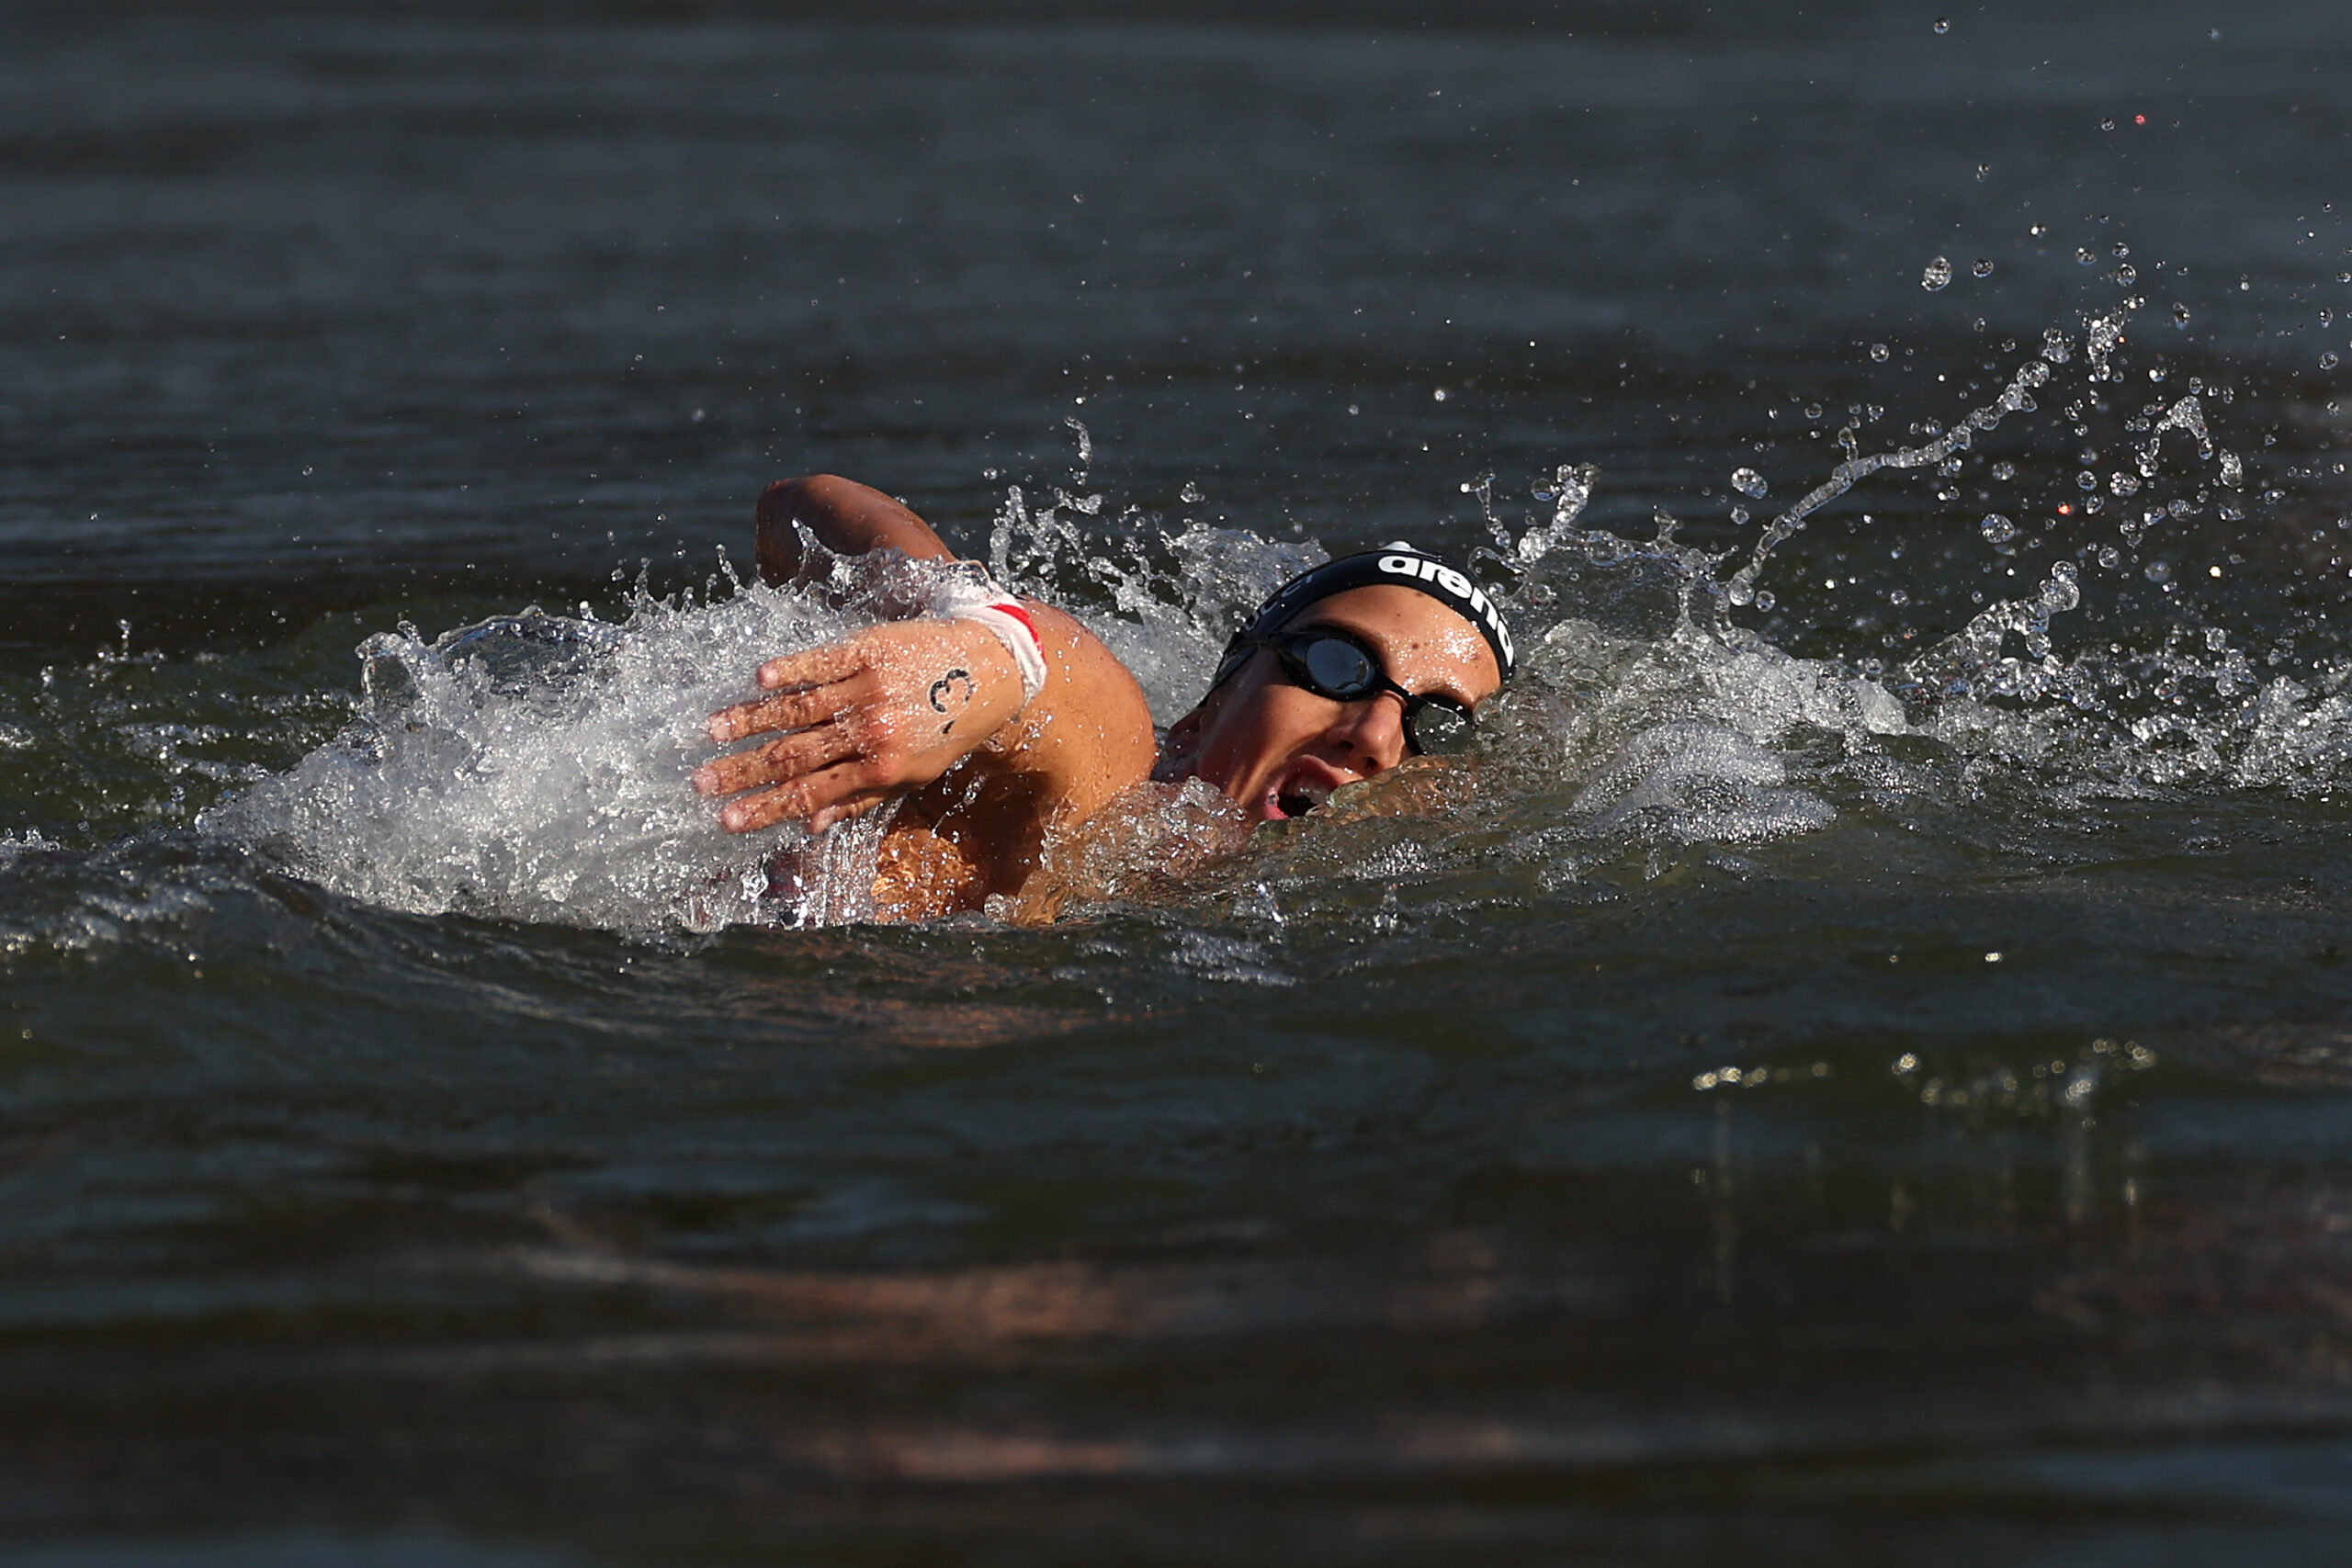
[199,313,2352,934]
[203,583,871,935]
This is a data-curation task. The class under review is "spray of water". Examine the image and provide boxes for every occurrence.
[203,567,878,934]
[192,300,2346,934]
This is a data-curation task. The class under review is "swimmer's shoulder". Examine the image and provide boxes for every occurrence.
[990,598,1158,823]
[866,601,1157,922]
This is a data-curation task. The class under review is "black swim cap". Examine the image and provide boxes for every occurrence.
[1205,542,1517,694]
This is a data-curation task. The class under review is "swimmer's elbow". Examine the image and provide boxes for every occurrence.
[755,475,953,585]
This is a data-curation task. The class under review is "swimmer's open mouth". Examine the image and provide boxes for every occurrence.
[1274,784,1327,818]
[1264,759,1350,821]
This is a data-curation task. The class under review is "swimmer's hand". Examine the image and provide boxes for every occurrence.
[694,619,1025,835]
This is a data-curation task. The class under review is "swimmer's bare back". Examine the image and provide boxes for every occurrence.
[695,476,1158,920]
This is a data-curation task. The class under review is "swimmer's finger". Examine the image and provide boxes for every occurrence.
[754,640,871,693]
[714,760,881,834]
[707,683,854,745]
[692,724,858,802]
[806,790,895,835]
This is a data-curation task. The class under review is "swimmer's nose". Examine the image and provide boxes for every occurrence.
[1323,691,1410,773]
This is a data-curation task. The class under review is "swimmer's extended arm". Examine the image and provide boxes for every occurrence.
[697,604,1155,841]
[703,479,1158,857]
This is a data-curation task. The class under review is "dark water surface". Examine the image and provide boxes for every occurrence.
[8,3,2352,1562]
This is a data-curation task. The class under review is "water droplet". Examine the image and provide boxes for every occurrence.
[2172,302,2193,326]
[1888,588,1909,606]
[1431,388,1449,401]
[1921,256,1954,291]
[2143,560,2170,583]
[2325,353,2343,371]
[300,466,314,476]
[1179,480,1203,503]
[1972,258,1995,277]
[1975,163,1991,181]
[2109,472,2142,497]
[2100,118,2116,131]
[1992,462,2017,481]
[1731,468,1769,498]
[1869,343,1891,363]
[1932,17,1950,33]
[1980,513,2018,544]
[1729,506,1751,525]
[2097,545,2121,569]
[1753,591,1777,612]
[2076,249,2097,265]
[2111,264,2138,287]
[2042,329,2074,363]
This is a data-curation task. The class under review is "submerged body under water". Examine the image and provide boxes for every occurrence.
[8,4,2352,1563]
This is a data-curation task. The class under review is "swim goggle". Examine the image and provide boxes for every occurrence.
[1242,627,1480,756]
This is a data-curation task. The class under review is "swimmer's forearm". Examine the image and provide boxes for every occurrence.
[754,474,955,587]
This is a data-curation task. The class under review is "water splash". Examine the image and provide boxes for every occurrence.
[177,290,2352,934]
[203,570,899,934]
[989,468,1320,719]
[1719,349,2054,612]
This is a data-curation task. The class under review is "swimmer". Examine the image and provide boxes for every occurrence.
[693,475,1512,919]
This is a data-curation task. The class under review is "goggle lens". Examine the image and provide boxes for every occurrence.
[1271,630,1481,758]
[1297,635,1379,698]
[1405,699,1476,756]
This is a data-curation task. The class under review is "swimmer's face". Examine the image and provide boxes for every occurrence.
[1165,584,1504,823]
